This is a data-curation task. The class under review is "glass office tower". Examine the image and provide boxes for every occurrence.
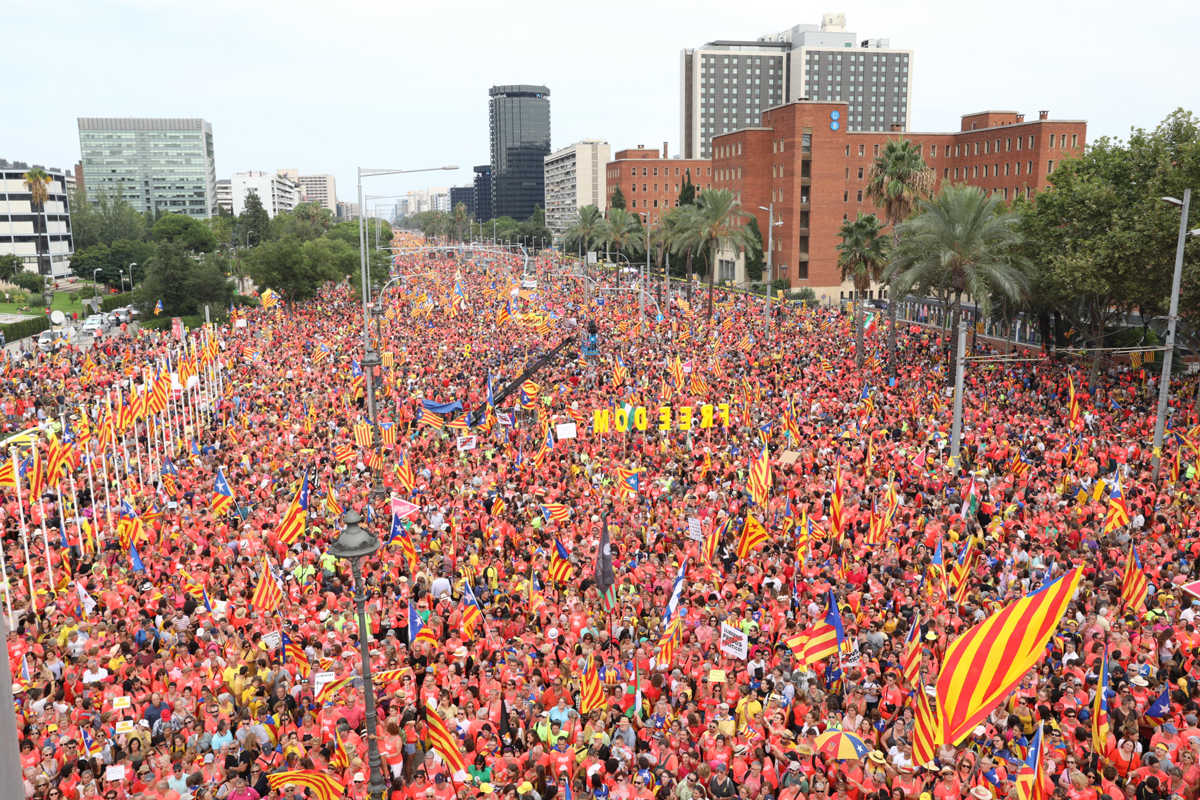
[488,85,550,222]
[77,118,217,218]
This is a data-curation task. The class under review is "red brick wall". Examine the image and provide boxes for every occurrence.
[605,148,713,225]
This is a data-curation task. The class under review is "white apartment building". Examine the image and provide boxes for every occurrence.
[680,14,912,158]
[0,159,74,277]
[296,174,337,213]
[543,140,610,240]
[231,171,300,218]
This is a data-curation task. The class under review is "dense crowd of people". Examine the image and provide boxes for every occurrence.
[5,235,1200,800]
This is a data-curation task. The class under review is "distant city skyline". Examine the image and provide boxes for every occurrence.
[4,0,1194,208]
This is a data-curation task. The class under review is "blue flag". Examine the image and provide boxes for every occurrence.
[130,544,146,573]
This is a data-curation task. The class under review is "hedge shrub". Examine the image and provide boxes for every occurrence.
[100,292,135,312]
[1,316,50,341]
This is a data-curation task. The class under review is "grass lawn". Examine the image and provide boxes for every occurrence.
[0,289,94,318]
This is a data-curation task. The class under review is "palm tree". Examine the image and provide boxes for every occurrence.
[837,214,889,366]
[667,205,702,302]
[865,139,935,372]
[23,167,53,276]
[885,185,1029,371]
[452,202,469,243]
[565,205,604,256]
[686,189,759,326]
[600,208,642,286]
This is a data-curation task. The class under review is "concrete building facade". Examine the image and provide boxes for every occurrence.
[449,186,475,220]
[543,140,611,240]
[77,117,216,218]
[711,103,1086,303]
[295,174,337,213]
[681,15,912,159]
[231,171,299,218]
[604,145,713,227]
[0,159,74,277]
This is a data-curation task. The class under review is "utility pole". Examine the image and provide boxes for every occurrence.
[949,323,967,473]
[1152,188,1192,480]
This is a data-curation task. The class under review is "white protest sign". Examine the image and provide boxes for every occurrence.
[719,622,749,660]
[687,518,704,542]
[555,422,577,440]
[456,435,477,452]
[313,671,337,694]
[105,765,127,782]
[112,696,131,710]
[114,720,135,735]
[261,632,281,651]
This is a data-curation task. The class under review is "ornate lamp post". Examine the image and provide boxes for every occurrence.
[327,511,387,800]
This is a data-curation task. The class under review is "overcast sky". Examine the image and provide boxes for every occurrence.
[4,0,1196,208]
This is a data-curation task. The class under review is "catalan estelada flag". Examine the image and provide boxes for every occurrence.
[275,471,310,545]
[804,590,845,665]
[353,421,373,448]
[267,771,343,800]
[735,513,768,559]
[333,444,356,464]
[250,556,283,612]
[1067,375,1082,431]
[1119,543,1148,611]
[541,503,571,524]
[324,484,342,517]
[210,467,234,516]
[614,465,643,500]
[328,729,350,770]
[1014,722,1051,800]
[935,568,1082,746]
[1092,647,1111,757]
[154,299,163,316]
[548,537,574,583]
[579,655,605,714]
[389,515,419,573]
[901,614,922,687]
[1103,477,1131,532]
[314,675,352,706]
[395,453,416,492]
[281,633,310,678]
[425,701,466,774]
[654,615,683,668]
[460,583,483,639]
[408,601,436,648]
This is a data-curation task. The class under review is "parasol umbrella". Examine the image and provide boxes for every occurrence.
[814,729,870,761]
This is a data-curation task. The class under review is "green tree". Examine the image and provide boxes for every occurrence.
[599,209,642,264]
[610,186,626,211]
[69,239,152,288]
[887,185,1029,366]
[23,167,52,274]
[236,191,271,246]
[564,205,604,254]
[837,214,889,366]
[151,213,217,252]
[269,202,333,242]
[206,213,236,249]
[1021,109,1200,376]
[865,139,935,371]
[70,189,148,250]
[744,215,765,282]
[678,189,759,325]
[0,254,21,281]
[678,171,696,206]
[138,242,233,316]
[452,203,469,243]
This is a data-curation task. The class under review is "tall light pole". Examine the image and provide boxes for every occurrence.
[758,204,784,339]
[1152,189,1198,480]
[92,268,102,304]
[328,511,387,800]
[356,166,456,477]
[949,322,967,473]
[126,262,137,294]
[638,212,651,326]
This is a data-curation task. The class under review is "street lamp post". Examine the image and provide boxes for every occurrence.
[126,262,137,294]
[1152,189,1198,480]
[92,269,102,304]
[356,166,456,493]
[758,204,783,339]
[328,511,387,800]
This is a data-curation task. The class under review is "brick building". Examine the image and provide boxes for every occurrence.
[712,103,1086,302]
[604,144,713,226]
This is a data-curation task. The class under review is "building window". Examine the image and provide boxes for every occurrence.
[972,166,978,178]
[1048,160,1055,173]
[973,142,979,155]
[983,165,988,177]
[1028,135,1034,149]
[1028,160,1033,173]
[845,145,850,156]
[983,141,989,154]
[843,191,848,202]
[1016,137,1022,152]
[856,190,863,201]
[1015,161,1021,175]
[857,167,864,179]
[873,144,879,156]
[642,184,647,191]
[1049,134,1055,148]
[943,167,949,178]
[653,167,658,176]
[1071,133,1078,148]
[858,144,864,156]
[631,199,636,208]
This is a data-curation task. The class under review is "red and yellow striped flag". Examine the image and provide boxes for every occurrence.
[935,568,1082,746]
[249,557,283,613]
[266,770,344,800]
[579,655,605,714]
[735,513,768,559]
[912,685,939,765]
[425,702,466,773]
[314,675,353,706]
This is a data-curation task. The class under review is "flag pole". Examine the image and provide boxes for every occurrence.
[10,448,36,603]
[83,441,105,548]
